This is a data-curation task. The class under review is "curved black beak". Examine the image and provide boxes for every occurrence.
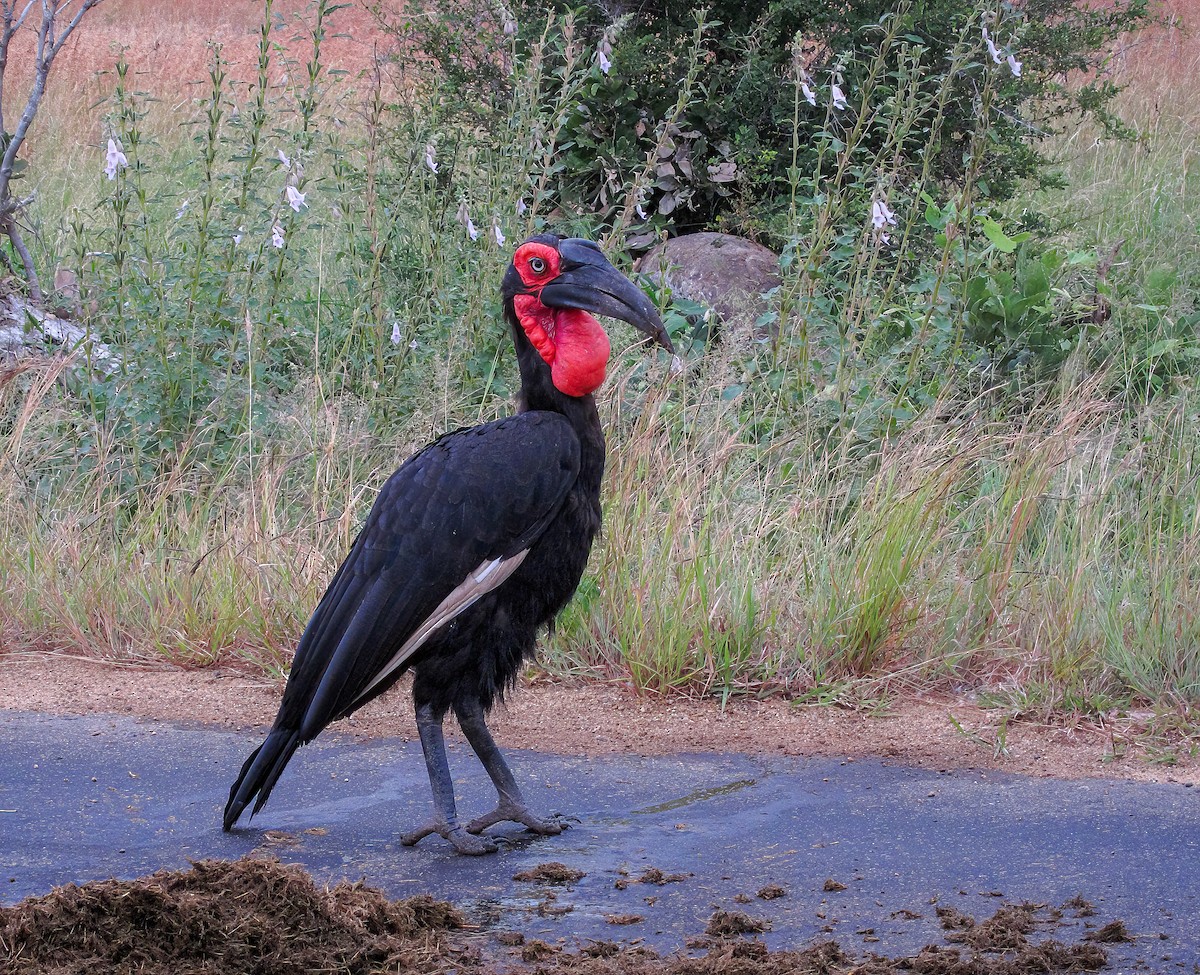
[540,238,675,354]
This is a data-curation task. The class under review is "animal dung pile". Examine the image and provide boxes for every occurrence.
[0,857,471,975]
[2,858,1118,974]
[512,862,587,885]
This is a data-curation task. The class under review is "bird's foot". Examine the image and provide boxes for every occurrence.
[466,803,570,837]
[400,820,498,855]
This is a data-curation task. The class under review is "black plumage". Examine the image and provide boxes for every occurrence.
[224,235,674,853]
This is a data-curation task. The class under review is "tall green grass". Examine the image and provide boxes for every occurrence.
[547,379,1200,714]
[2,2,1199,739]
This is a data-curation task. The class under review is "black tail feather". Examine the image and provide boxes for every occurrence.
[223,728,302,831]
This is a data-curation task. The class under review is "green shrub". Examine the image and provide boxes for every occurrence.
[490,0,1153,244]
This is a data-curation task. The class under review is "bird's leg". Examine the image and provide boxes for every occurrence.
[400,702,498,855]
[453,697,566,838]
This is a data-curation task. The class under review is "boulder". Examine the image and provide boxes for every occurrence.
[635,232,780,331]
[1,292,118,373]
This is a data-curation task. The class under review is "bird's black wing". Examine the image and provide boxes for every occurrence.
[224,411,580,828]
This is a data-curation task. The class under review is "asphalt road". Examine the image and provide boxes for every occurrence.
[1,709,1196,971]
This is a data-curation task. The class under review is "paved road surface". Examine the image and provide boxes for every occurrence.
[1,710,1196,971]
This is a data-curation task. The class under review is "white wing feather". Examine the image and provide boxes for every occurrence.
[350,551,529,704]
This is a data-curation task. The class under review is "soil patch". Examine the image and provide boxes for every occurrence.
[1,652,1197,785]
[0,859,1118,974]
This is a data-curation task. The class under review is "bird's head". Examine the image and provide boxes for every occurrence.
[503,234,675,398]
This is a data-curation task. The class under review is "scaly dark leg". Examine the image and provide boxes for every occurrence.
[400,702,497,855]
[453,697,567,838]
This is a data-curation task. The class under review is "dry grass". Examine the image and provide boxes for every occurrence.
[6,0,396,156]
[1107,0,1199,94]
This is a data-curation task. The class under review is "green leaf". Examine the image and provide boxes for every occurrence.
[978,216,1027,253]
[1144,338,1180,358]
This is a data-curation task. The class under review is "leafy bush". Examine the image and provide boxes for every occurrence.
[491,0,1151,245]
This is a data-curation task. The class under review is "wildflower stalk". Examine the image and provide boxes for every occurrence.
[775,14,901,403]
[876,25,974,308]
[360,58,388,380]
[106,56,136,313]
[118,61,174,421]
[222,0,274,285]
[262,0,334,327]
[893,21,999,407]
[186,43,227,324]
[521,12,583,230]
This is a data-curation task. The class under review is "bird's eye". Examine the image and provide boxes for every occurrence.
[528,256,547,274]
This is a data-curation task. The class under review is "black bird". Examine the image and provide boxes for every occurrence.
[224,234,675,854]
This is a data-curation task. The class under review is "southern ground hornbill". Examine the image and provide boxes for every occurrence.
[224,234,675,854]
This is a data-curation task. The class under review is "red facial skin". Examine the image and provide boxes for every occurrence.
[511,241,612,398]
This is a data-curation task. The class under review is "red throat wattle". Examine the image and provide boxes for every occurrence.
[513,294,611,397]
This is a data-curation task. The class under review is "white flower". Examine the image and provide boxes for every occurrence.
[597,48,611,75]
[424,143,438,174]
[635,203,647,220]
[233,225,244,246]
[871,198,896,231]
[409,338,419,351]
[278,148,291,169]
[286,185,307,212]
[457,200,479,240]
[175,198,190,220]
[831,83,847,111]
[1007,53,1022,77]
[516,198,527,215]
[502,11,517,34]
[801,80,817,107]
[271,224,285,248]
[982,26,1002,64]
[492,221,506,247]
[104,139,128,180]
[391,321,402,345]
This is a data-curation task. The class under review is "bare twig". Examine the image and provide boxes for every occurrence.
[0,0,107,304]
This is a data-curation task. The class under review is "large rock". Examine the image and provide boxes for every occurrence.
[0,292,118,373]
[636,232,780,330]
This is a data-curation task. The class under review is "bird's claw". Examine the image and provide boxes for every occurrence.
[466,804,571,837]
[401,821,498,855]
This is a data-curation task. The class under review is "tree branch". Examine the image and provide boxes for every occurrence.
[50,0,102,60]
[0,0,105,303]
[2,214,42,304]
[2,1,105,190]
[0,1,38,138]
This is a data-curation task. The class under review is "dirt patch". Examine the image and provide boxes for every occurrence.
[1,652,1196,786]
[1,859,1118,975]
